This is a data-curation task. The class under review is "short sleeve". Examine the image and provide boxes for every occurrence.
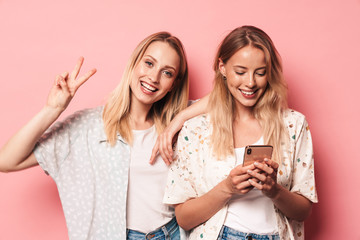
[163,124,198,205]
[33,111,85,178]
[290,118,318,203]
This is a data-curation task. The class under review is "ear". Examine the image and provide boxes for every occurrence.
[218,58,226,76]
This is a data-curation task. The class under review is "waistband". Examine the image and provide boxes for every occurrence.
[127,217,178,239]
[218,225,279,240]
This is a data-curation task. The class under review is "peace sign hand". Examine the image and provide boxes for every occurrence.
[46,57,97,112]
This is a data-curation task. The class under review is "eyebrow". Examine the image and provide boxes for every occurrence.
[234,65,266,71]
[144,55,177,71]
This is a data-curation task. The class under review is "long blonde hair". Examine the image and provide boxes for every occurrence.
[103,32,189,145]
[209,26,288,163]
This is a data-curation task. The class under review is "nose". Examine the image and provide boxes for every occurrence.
[148,68,160,83]
[246,73,256,88]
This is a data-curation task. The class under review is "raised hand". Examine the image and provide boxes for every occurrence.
[46,57,97,112]
[247,158,280,199]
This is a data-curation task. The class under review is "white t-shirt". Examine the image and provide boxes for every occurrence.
[126,125,174,232]
[224,137,278,234]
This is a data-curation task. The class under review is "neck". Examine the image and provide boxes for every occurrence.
[129,97,154,130]
[234,104,256,122]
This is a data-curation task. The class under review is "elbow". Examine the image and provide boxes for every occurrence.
[0,161,13,173]
[291,202,313,222]
[175,204,200,231]
[176,218,193,231]
[0,164,10,173]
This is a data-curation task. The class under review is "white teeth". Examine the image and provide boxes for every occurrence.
[141,82,157,92]
[240,90,255,96]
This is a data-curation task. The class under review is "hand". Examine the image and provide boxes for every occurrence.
[247,158,280,199]
[46,57,97,112]
[149,114,184,165]
[222,164,260,196]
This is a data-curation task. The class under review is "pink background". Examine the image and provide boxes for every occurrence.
[1,0,359,239]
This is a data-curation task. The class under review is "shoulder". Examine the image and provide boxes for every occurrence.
[282,109,311,142]
[282,109,308,129]
[63,106,103,126]
[183,114,210,128]
[182,114,211,134]
[176,114,211,147]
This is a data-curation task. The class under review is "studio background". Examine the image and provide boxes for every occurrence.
[0,0,359,239]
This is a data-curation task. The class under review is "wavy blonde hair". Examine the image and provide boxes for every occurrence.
[209,26,288,163]
[103,32,189,145]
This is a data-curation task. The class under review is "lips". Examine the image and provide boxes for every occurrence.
[141,81,158,93]
[240,89,257,98]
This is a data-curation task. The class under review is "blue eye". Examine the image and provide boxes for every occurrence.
[236,72,245,76]
[145,61,153,67]
[256,71,266,76]
[163,71,173,78]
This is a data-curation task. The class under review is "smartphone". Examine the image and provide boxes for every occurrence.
[243,145,273,166]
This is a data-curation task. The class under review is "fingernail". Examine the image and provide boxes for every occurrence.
[254,162,259,166]
[264,158,269,162]
[247,169,252,174]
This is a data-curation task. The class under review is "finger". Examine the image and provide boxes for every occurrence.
[247,169,267,182]
[248,178,264,190]
[55,75,62,86]
[70,57,84,80]
[230,171,254,186]
[234,178,254,191]
[264,158,279,170]
[74,68,97,90]
[254,161,274,175]
[149,141,159,165]
[160,134,172,163]
[233,163,255,175]
[159,149,171,166]
[239,186,254,194]
[58,76,70,95]
[160,147,171,165]
[166,134,174,158]
[60,71,69,79]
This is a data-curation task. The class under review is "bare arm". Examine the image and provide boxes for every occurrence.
[248,159,312,221]
[150,94,210,165]
[175,164,256,230]
[0,57,96,172]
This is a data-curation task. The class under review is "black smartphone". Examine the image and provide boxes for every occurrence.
[243,145,273,166]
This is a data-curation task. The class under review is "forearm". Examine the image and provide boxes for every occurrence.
[177,94,209,122]
[272,184,312,221]
[175,180,231,231]
[0,106,63,172]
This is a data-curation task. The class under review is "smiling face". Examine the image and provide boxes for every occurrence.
[130,41,180,108]
[219,45,268,112]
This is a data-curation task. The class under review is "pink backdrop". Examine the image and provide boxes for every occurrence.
[1,0,359,239]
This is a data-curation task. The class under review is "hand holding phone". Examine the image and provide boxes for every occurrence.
[243,145,273,166]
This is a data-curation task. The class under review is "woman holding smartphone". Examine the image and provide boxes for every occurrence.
[164,26,317,240]
[0,32,207,240]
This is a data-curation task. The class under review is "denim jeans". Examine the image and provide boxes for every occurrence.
[217,225,280,240]
[127,217,180,240]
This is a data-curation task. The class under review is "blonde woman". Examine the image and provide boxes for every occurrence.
[0,32,206,239]
[164,26,318,240]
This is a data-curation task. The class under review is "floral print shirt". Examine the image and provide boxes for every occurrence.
[164,109,318,240]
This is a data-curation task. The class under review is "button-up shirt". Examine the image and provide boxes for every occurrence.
[164,109,318,240]
[34,107,130,240]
